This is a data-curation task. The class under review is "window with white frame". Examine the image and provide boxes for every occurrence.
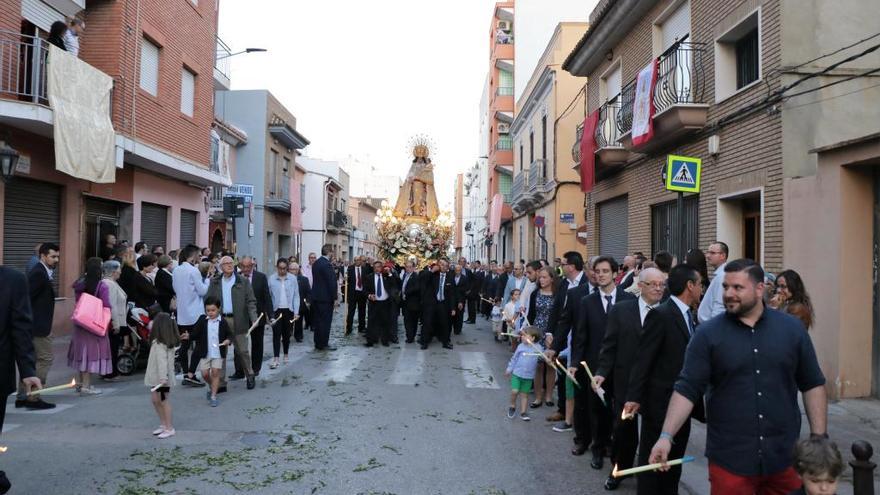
[180,68,195,116]
[714,9,761,102]
[139,38,160,96]
[600,63,622,102]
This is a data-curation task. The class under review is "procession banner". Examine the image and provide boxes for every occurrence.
[631,59,658,147]
[489,193,502,234]
[579,110,600,193]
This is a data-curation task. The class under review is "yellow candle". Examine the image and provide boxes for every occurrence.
[27,378,76,396]
[612,456,695,478]
[246,313,265,336]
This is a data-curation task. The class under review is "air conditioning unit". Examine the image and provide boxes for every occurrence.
[497,20,511,31]
[497,123,511,134]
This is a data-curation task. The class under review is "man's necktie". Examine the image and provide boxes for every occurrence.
[438,274,445,301]
[356,267,362,290]
[376,275,382,298]
[605,295,613,313]
[686,309,695,336]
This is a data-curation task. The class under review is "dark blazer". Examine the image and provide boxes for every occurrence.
[189,314,231,361]
[27,263,56,337]
[296,274,311,306]
[132,272,158,310]
[495,272,510,300]
[0,267,37,396]
[551,276,590,353]
[627,298,704,422]
[400,271,422,311]
[421,271,458,310]
[311,256,337,303]
[364,271,399,301]
[571,287,636,370]
[155,269,175,313]
[619,270,636,291]
[596,299,643,403]
[482,272,499,299]
[119,264,138,303]
[452,272,468,306]
[247,270,272,317]
[469,270,485,297]
[346,264,369,292]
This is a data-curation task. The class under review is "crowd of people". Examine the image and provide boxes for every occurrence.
[1,235,844,495]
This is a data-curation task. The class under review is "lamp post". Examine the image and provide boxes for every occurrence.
[216,47,267,60]
[0,139,21,184]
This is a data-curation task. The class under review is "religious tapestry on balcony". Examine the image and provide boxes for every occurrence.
[579,109,600,193]
[631,59,658,147]
[47,45,116,183]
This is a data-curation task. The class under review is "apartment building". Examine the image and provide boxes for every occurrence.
[300,157,350,261]
[348,197,380,260]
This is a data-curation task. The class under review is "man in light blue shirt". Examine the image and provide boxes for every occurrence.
[171,245,211,386]
[697,241,729,323]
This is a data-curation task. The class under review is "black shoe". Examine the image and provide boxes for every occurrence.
[325,346,337,351]
[24,399,56,410]
[390,339,399,344]
[0,470,10,495]
[217,385,228,394]
[453,331,461,335]
[182,376,205,387]
[364,342,374,347]
[246,376,255,390]
[591,453,604,470]
[420,344,429,350]
[295,339,303,343]
[442,342,453,350]
[381,341,390,347]
[14,399,26,408]
[229,374,245,381]
[572,444,588,456]
[253,371,260,377]
[466,320,476,324]
[604,475,622,490]
[405,339,414,344]
[530,401,542,409]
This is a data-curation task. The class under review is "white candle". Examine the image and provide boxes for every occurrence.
[612,456,695,478]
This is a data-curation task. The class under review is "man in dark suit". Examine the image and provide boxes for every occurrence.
[625,264,704,495]
[364,261,398,347]
[466,261,484,323]
[546,251,590,427]
[593,267,665,490]
[290,262,312,343]
[154,255,175,313]
[1,266,43,494]
[15,243,59,410]
[310,244,338,351]
[569,256,636,468]
[451,264,468,335]
[480,262,499,319]
[238,256,272,377]
[345,256,368,335]
[420,259,457,350]
[399,260,421,343]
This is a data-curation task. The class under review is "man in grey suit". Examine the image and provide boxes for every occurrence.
[207,256,259,390]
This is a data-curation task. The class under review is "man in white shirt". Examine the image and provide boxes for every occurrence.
[365,261,395,347]
[62,18,84,57]
[697,241,729,323]
[519,261,541,316]
[172,245,211,387]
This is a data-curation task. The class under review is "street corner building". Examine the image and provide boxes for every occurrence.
[563,0,880,398]
[0,0,231,334]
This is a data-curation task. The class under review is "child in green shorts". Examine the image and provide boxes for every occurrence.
[505,327,542,421]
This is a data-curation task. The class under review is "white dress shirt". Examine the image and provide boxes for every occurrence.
[373,274,389,301]
[671,295,693,334]
[638,296,656,325]
[698,261,727,323]
[567,270,585,289]
[207,317,221,359]
[171,261,210,326]
[599,287,618,312]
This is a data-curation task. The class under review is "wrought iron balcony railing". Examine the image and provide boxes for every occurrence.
[528,160,547,191]
[595,98,624,148]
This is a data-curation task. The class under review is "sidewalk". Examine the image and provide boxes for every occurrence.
[680,398,880,495]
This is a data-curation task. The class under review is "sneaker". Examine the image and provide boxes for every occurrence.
[552,422,573,432]
[157,428,176,439]
[520,412,531,421]
[210,398,218,407]
[507,406,516,419]
[79,386,102,396]
[152,427,165,436]
[206,389,212,401]
[183,376,205,387]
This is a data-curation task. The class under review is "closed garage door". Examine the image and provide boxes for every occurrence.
[180,209,197,248]
[140,203,168,250]
[597,195,628,262]
[3,178,61,274]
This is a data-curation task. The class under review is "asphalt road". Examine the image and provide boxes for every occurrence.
[2,314,633,495]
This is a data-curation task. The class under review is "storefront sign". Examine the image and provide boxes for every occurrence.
[665,155,702,193]
[226,183,254,201]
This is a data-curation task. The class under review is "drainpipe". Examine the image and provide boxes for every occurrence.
[323,178,332,247]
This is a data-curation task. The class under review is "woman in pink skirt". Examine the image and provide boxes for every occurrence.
[68,257,113,395]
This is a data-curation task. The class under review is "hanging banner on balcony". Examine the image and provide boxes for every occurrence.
[579,109,600,193]
[631,59,658,147]
[47,45,116,183]
[489,193,503,234]
[290,177,303,233]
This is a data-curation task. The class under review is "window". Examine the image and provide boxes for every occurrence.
[300,183,306,212]
[529,131,534,164]
[498,174,512,203]
[601,64,622,102]
[541,115,547,161]
[735,27,759,89]
[139,38,160,96]
[714,9,761,101]
[519,144,524,172]
[269,150,278,195]
[180,68,195,116]
[282,157,291,173]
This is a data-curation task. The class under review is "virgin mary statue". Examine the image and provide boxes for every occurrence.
[393,143,440,222]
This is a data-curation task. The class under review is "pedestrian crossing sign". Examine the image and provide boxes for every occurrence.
[665,155,702,193]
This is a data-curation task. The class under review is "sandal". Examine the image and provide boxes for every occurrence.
[269,362,279,370]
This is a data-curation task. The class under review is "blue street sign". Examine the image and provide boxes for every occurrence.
[559,213,575,224]
[665,155,701,193]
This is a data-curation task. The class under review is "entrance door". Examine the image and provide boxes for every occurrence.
[84,197,120,261]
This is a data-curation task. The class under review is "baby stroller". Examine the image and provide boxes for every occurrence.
[116,305,152,376]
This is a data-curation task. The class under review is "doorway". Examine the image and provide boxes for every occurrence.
[717,189,763,261]
[84,197,121,262]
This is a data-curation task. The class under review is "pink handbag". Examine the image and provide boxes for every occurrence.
[71,289,111,337]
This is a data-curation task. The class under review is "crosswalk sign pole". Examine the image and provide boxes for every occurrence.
[677,191,686,263]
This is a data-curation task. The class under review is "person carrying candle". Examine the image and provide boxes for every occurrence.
[490,300,504,341]
[505,326,542,421]
[647,259,827,495]
[190,297,231,407]
[144,311,180,438]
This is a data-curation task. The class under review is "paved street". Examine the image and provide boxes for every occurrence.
[2,315,628,495]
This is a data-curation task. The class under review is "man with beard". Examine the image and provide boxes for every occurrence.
[648,259,827,495]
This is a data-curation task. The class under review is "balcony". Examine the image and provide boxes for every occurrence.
[214,37,232,90]
[594,98,632,170]
[618,40,709,154]
[266,177,291,212]
[496,86,514,96]
[326,209,349,233]
[495,136,513,151]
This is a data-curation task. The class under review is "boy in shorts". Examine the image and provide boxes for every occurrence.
[505,326,542,421]
[791,436,843,495]
[191,297,230,407]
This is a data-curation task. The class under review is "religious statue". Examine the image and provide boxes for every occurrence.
[393,141,440,222]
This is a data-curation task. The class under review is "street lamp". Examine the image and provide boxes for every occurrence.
[0,138,20,184]
[216,47,267,60]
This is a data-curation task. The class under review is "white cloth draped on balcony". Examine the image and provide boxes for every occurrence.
[47,45,116,183]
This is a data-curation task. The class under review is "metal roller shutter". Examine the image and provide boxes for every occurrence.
[661,2,691,49]
[21,0,65,33]
[597,195,629,262]
[140,203,168,250]
[179,209,197,248]
[3,178,61,274]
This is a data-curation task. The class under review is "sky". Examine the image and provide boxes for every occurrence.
[218,1,503,210]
